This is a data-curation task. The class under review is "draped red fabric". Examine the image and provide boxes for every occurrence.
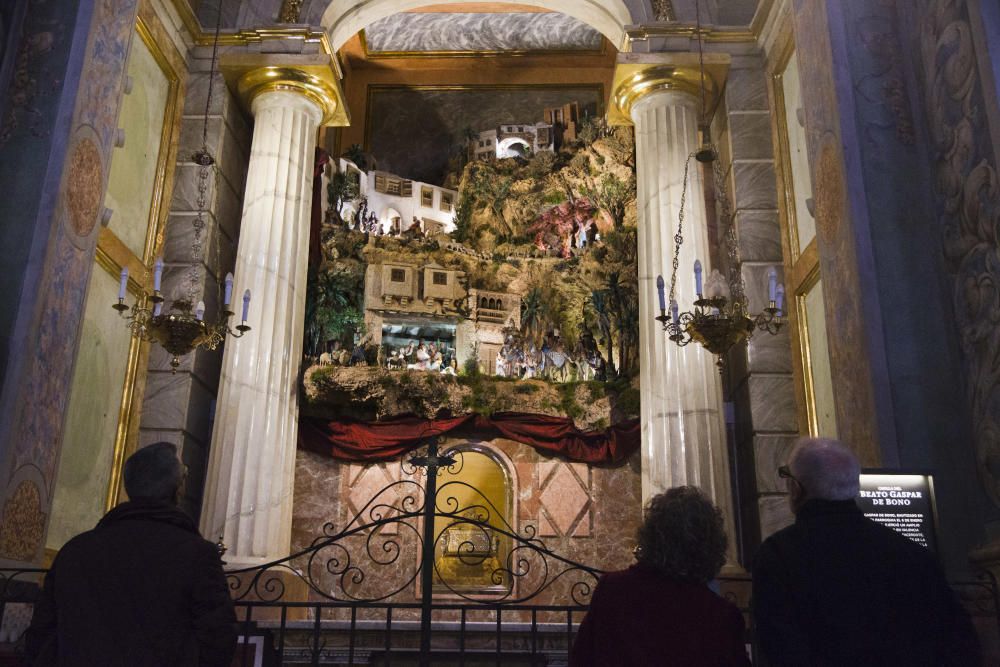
[298,413,640,464]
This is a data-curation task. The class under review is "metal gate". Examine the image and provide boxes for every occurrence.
[224,439,605,666]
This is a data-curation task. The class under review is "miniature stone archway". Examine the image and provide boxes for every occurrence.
[497,137,531,159]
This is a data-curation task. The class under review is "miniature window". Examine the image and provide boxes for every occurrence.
[432,272,448,286]
[401,180,413,197]
[390,268,406,283]
[440,193,453,212]
[421,187,434,207]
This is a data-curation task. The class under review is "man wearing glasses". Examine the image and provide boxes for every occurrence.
[752,437,979,665]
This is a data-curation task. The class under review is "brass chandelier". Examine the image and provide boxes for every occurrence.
[112,0,250,371]
[654,0,784,367]
[653,155,785,364]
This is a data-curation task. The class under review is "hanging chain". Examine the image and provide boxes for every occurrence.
[712,156,746,310]
[201,0,224,151]
[667,152,697,306]
[187,0,225,306]
[188,165,210,303]
[695,0,708,129]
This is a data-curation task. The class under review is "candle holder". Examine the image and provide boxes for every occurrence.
[655,147,785,369]
[111,12,251,372]
[652,8,785,370]
[114,295,251,372]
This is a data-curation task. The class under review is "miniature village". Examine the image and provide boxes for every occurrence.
[302,103,640,426]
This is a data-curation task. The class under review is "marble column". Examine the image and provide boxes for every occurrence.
[613,59,737,560]
[200,68,339,566]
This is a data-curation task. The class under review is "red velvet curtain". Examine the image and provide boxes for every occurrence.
[299,413,640,464]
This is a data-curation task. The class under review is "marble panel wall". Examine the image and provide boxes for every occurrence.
[137,54,250,522]
[714,57,799,556]
[291,438,642,609]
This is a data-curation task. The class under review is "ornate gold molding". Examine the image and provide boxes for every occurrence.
[222,56,351,126]
[608,54,729,125]
[277,0,304,24]
[167,0,344,80]
[625,0,774,46]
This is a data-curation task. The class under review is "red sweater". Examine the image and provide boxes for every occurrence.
[570,563,750,667]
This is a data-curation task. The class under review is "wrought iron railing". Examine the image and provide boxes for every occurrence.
[1,440,998,665]
[223,439,605,665]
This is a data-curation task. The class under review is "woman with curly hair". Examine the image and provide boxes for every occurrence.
[570,486,749,666]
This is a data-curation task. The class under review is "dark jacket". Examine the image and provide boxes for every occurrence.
[752,499,980,666]
[570,562,750,666]
[25,500,237,667]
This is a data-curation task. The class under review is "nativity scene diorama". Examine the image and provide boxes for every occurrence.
[292,92,642,602]
[303,98,639,422]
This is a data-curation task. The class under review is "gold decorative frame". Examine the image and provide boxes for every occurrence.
[766,19,831,438]
[102,9,186,511]
[794,263,822,436]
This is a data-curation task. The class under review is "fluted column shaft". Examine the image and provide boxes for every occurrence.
[633,90,736,552]
[200,90,321,565]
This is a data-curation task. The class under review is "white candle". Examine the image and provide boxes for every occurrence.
[776,284,785,315]
[153,257,164,292]
[768,267,778,302]
[242,289,251,322]
[670,299,679,325]
[224,272,234,306]
[656,275,666,313]
[195,300,205,321]
[694,260,703,296]
[153,301,162,317]
[118,267,128,300]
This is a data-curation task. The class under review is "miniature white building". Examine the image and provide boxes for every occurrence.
[333,158,458,236]
[468,102,581,161]
[470,123,554,161]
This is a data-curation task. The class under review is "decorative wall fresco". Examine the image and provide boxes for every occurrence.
[364,12,603,54]
[791,0,884,465]
[916,0,1000,508]
[0,0,138,563]
[366,86,601,187]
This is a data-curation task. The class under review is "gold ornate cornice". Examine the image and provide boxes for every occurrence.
[624,0,774,46]
[608,53,729,125]
[221,55,351,126]
[167,0,343,79]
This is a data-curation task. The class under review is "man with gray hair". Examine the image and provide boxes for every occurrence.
[752,437,979,665]
[26,442,237,666]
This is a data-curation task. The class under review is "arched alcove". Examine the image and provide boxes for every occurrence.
[432,443,517,595]
[319,0,643,52]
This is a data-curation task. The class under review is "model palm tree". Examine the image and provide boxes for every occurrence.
[589,289,617,378]
[520,287,546,345]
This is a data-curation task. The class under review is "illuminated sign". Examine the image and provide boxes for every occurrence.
[858,472,937,551]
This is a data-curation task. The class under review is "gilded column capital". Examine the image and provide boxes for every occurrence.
[608,53,730,126]
[221,55,351,127]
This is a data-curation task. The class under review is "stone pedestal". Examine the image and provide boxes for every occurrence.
[613,56,737,562]
[199,86,325,566]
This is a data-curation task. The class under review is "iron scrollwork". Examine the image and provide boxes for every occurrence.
[224,441,602,608]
